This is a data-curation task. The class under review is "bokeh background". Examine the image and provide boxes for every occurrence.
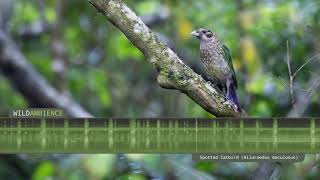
[0,0,320,179]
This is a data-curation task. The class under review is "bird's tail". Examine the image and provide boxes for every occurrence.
[227,85,241,112]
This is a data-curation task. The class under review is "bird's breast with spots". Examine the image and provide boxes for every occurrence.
[200,41,231,82]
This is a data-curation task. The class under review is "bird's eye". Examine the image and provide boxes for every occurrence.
[206,32,213,38]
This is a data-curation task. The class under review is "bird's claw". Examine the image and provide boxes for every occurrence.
[220,96,240,111]
[220,95,228,104]
[207,81,214,86]
[206,81,222,92]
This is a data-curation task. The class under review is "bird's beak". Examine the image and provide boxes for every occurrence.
[190,30,199,37]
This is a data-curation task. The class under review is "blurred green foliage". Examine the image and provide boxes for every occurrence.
[32,161,54,180]
[1,0,319,117]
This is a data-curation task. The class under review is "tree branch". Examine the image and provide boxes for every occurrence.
[0,29,92,117]
[88,0,246,117]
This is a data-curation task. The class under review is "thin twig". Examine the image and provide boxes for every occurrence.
[286,41,292,78]
[272,75,311,93]
[284,41,319,109]
[286,40,294,107]
[292,54,320,78]
[309,71,320,78]
[307,76,320,99]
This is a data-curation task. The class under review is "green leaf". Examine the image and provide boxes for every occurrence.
[89,70,111,107]
[32,161,55,180]
[45,7,56,23]
[136,1,159,15]
[113,34,143,60]
[195,162,215,173]
[117,174,146,180]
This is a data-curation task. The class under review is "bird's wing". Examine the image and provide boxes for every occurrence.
[222,45,237,88]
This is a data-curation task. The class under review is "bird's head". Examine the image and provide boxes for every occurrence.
[190,28,214,41]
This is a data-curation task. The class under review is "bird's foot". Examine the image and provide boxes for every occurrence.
[221,97,241,112]
[220,95,235,106]
[207,81,224,93]
[221,95,229,104]
[207,81,214,87]
[221,99,233,108]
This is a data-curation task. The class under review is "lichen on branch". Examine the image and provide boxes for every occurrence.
[89,0,246,117]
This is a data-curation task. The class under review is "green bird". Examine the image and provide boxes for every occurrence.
[191,28,241,111]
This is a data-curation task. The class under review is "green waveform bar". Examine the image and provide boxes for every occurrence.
[0,118,319,153]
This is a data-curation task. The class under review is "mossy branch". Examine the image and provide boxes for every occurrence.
[89,0,246,117]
